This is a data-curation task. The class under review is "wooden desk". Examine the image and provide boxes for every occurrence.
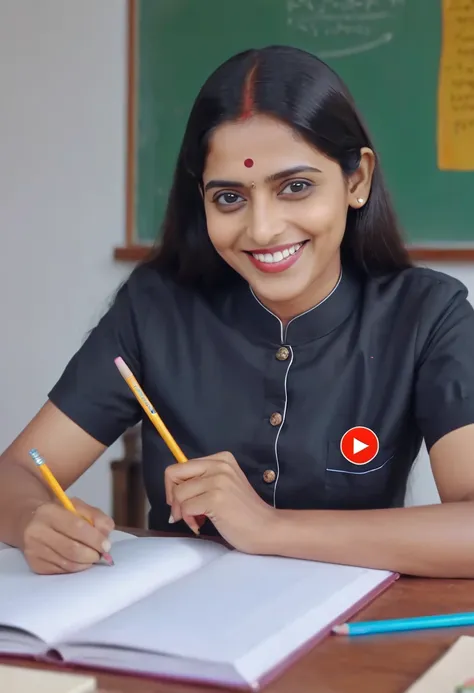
[2,535,474,693]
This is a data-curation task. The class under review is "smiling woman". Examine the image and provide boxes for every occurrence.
[201,116,375,316]
[2,46,474,579]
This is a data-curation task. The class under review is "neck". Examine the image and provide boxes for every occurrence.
[255,257,342,325]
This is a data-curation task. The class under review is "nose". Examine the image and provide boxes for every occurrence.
[246,197,286,248]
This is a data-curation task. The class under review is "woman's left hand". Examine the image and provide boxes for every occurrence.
[164,451,277,554]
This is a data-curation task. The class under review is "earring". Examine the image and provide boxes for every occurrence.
[356,197,364,204]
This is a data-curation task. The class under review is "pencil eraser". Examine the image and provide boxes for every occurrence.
[28,449,43,465]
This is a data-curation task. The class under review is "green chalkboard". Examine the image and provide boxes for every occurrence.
[128,0,473,250]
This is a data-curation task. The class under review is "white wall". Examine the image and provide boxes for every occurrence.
[0,0,130,514]
[0,0,472,516]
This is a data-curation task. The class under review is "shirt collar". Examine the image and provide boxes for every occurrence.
[228,266,362,345]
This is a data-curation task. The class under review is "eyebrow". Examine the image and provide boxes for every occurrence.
[203,165,322,192]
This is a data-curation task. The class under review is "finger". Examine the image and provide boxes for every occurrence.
[24,551,66,575]
[37,504,110,555]
[164,460,209,501]
[71,498,115,536]
[171,477,210,521]
[38,525,101,565]
[166,457,233,484]
[182,513,202,536]
[168,508,204,534]
[25,542,93,575]
[169,480,209,535]
[165,458,233,504]
[205,451,237,466]
[170,478,216,533]
[180,495,217,527]
[26,558,64,575]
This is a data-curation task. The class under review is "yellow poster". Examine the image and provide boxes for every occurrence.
[437,0,474,171]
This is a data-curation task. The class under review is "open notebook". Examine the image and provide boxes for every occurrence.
[0,532,397,690]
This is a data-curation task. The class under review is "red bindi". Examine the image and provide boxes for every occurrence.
[244,158,254,168]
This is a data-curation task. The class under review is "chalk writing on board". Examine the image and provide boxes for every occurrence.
[437,0,474,170]
[286,0,405,58]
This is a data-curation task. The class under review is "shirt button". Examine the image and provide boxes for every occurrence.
[276,346,290,361]
[269,412,282,426]
[263,469,276,483]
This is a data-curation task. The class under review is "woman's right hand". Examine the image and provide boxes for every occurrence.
[22,497,115,574]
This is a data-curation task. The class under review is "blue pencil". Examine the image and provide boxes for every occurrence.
[332,611,474,636]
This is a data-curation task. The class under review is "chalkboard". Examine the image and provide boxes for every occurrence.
[120,0,474,262]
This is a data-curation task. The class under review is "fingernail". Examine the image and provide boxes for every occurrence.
[102,539,111,553]
[102,552,114,566]
[168,513,175,524]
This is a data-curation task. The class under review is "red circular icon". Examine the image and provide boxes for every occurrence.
[340,426,379,465]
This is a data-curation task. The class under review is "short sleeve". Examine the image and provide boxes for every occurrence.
[415,279,474,451]
[48,278,142,446]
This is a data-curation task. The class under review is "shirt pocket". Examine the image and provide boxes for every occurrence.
[324,440,397,510]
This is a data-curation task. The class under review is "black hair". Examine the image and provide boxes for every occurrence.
[146,45,412,287]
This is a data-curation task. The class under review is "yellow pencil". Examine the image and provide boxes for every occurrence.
[114,356,188,464]
[28,449,114,566]
[114,357,205,534]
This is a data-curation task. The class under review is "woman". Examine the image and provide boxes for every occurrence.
[1,45,474,578]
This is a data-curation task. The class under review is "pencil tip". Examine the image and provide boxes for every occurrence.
[332,624,348,635]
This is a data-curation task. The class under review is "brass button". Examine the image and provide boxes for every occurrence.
[269,412,282,426]
[276,346,290,361]
[263,469,276,483]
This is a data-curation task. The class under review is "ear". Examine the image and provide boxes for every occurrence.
[347,147,375,210]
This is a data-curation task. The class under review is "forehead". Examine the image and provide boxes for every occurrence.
[204,114,327,176]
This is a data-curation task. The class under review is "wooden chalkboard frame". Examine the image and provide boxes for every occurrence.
[114,0,474,264]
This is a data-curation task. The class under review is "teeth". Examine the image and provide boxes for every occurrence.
[252,243,303,264]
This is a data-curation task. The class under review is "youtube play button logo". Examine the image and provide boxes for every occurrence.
[340,426,379,465]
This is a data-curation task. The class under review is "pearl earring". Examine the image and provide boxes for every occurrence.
[357,197,364,204]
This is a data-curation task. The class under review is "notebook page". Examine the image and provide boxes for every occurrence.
[62,551,392,680]
[109,529,137,543]
[0,536,226,645]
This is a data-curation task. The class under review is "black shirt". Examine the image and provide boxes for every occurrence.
[48,263,474,534]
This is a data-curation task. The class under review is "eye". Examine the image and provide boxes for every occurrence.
[280,180,312,195]
[213,191,245,207]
